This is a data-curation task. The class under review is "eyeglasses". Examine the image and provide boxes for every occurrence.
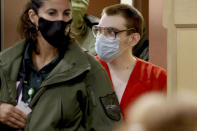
[92,25,136,39]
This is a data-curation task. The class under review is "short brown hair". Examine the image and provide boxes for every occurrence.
[102,4,144,36]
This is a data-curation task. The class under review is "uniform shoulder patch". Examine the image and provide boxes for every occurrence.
[100,93,121,121]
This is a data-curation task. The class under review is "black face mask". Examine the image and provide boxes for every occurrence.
[38,17,72,49]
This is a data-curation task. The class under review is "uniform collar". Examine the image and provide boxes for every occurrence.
[0,39,91,84]
[0,39,91,106]
[40,40,91,87]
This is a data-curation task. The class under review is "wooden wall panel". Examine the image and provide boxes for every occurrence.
[149,0,167,69]
[3,0,28,49]
[134,0,149,40]
[163,0,197,96]
[87,0,120,18]
[174,0,197,26]
[177,28,197,93]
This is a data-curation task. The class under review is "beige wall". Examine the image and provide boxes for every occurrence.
[87,0,120,18]
[149,0,167,69]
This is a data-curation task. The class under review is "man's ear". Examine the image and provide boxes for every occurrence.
[129,33,141,47]
[28,9,38,26]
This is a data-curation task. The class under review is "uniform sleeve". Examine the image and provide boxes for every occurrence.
[0,69,6,102]
[71,0,89,36]
[0,69,17,131]
[25,88,86,131]
[83,55,122,130]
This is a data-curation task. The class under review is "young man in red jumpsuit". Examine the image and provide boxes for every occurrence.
[92,4,167,120]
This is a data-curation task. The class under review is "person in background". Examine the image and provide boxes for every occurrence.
[115,92,197,131]
[0,0,121,130]
[93,4,166,120]
[71,0,149,61]
[71,0,99,55]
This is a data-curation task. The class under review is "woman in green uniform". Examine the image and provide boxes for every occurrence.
[0,0,121,130]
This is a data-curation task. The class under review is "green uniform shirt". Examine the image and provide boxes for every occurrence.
[19,44,62,102]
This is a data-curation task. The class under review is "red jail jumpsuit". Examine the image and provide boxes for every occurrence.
[96,56,167,120]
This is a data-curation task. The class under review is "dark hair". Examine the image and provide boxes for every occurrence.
[102,4,144,36]
[18,0,46,53]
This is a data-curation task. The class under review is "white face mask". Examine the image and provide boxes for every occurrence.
[95,35,121,62]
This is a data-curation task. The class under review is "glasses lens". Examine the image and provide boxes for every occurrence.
[92,26,116,39]
[92,26,99,37]
[104,29,115,39]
